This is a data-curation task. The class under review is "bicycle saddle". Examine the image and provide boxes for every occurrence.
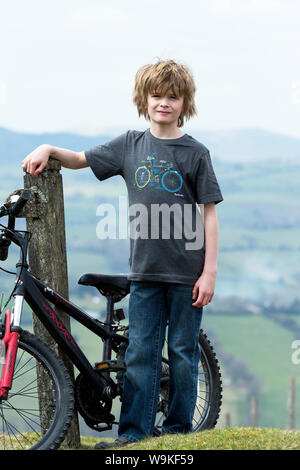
[78,273,131,301]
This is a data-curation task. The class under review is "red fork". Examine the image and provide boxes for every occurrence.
[0,310,19,400]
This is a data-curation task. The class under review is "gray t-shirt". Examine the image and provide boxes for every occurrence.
[84,128,223,285]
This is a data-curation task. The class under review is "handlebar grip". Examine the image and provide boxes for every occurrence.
[0,238,10,261]
[10,190,30,217]
[0,245,9,261]
[0,204,8,218]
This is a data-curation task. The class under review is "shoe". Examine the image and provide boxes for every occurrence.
[153,426,162,436]
[94,437,133,449]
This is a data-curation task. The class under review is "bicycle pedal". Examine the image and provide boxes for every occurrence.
[95,361,111,370]
[95,360,117,370]
[95,360,126,372]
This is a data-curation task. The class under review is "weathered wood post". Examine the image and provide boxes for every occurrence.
[287,377,295,430]
[23,158,80,448]
[225,412,231,428]
[251,395,258,427]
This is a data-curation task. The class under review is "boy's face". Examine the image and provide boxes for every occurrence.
[146,90,184,127]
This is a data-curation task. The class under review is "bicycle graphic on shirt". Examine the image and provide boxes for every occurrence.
[134,154,183,193]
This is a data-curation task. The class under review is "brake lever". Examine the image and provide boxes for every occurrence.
[0,204,9,218]
[0,236,11,261]
[0,191,29,260]
[8,191,30,217]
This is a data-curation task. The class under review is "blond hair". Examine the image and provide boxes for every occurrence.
[133,59,197,128]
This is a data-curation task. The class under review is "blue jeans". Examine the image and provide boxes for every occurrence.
[118,281,203,442]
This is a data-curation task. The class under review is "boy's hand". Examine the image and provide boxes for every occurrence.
[22,144,51,177]
[192,271,216,308]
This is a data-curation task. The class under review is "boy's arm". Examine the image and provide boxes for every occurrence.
[22,144,88,177]
[192,202,219,307]
[202,202,219,276]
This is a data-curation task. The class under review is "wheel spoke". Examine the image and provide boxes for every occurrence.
[0,406,35,449]
[13,351,35,379]
[0,331,74,450]
[4,400,41,430]
[13,362,37,381]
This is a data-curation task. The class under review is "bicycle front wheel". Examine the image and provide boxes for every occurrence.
[0,330,74,450]
[161,170,183,192]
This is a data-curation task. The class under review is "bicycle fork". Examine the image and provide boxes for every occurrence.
[0,309,19,401]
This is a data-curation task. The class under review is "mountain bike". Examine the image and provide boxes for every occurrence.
[0,190,222,450]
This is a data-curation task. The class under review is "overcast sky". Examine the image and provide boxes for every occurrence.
[0,0,300,138]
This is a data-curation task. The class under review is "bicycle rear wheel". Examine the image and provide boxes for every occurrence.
[0,330,74,450]
[135,166,151,188]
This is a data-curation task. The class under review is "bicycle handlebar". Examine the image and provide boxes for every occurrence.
[0,190,30,219]
[0,239,10,261]
[10,190,30,217]
[0,204,8,218]
[0,190,31,260]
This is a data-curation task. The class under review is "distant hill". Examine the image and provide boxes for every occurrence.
[191,128,300,162]
[1,126,300,163]
[0,127,111,163]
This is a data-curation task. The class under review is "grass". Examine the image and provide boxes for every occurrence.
[2,428,300,451]
[65,428,300,451]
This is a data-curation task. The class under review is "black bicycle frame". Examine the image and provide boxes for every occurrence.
[15,270,128,394]
[6,227,128,396]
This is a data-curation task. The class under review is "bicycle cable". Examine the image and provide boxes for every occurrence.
[0,228,27,315]
[0,266,16,275]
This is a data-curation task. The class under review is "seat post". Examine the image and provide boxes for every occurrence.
[102,294,114,361]
[105,294,114,324]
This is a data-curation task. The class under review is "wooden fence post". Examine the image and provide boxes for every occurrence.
[288,377,295,430]
[225,412,231,428]
[23,158,80,448]
[251,396,258,427]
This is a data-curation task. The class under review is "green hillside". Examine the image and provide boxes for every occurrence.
[203,313,299,429]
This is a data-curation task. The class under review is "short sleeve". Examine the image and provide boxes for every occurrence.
[194,151,223,205]
[84,133,127,181]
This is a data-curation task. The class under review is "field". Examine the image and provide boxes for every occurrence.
[203,313,299,428]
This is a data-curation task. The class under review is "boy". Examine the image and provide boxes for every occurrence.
[22,59,223,449]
